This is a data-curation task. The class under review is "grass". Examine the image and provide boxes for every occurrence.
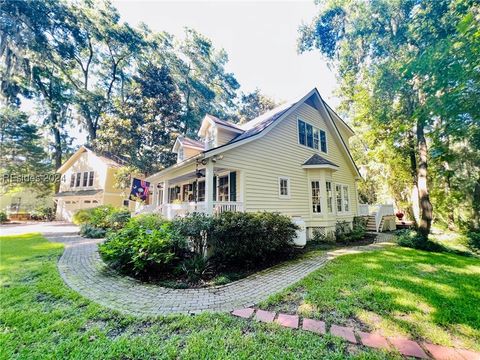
[262,245,480,352]
[0,233,394,360]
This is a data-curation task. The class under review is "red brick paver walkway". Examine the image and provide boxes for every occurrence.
[232,308,480,360]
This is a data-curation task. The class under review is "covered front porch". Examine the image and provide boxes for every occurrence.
[142,159,244,219]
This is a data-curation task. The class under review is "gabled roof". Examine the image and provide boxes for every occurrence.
[302,154,339,171]
[148,88,361,180]
[173,136,204,153]
[56,146,122,174]
[303,154,339,167]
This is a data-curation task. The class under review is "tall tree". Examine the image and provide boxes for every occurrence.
[235,88,278,123]
[94,64,182,174]
[299,0,479,237]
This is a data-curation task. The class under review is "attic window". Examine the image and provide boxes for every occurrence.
[298,119,327,153]
[178,147,184,162]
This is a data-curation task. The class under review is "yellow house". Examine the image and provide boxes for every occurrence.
[55,146,127,221]
[144,88,394,237]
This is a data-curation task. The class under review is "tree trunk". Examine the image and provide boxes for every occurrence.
[407,132,419,226]
[416,121,433,238]
[473,177,480,230]
[52,115,62,194]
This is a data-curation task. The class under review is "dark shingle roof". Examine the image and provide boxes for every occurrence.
[303,154,339,167]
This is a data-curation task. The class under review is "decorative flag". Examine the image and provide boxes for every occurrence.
[130,178,150,203]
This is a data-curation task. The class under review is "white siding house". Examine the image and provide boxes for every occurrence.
[145,88,388,236]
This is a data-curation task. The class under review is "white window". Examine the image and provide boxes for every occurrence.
[217,175,229,202]
[75,173,81,187]
[298,119,327,153]
[335,184,350,213]
[88,171,94,187]
[336,184,342,212]
[70,174,75,188]
[326,181,333,213]
[178,147,184,162]
[278,177,290,198]
[206,128,215,149]
[82,172,88,187]
[311,180,321,213]
[343,185,350,212]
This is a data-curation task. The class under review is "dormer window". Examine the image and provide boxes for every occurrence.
[177,147,184,163]
[206,128,216,149]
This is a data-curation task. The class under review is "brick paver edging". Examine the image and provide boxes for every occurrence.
[46,231,395,317]
[232,308,480,360]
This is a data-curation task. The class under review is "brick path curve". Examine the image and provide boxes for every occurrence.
[48,232,395,317]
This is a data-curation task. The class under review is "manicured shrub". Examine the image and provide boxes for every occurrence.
[172,212,214,256]
[105,208,131,230]
[397,229,446,252]
[208,211,298,269]
[0,211,7,223]
[98,214,185,277]
[73,206,130,237]
[80,224,107,238]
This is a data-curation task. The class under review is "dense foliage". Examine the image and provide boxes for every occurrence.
[73,205,131,238]
[208,212,299,270]
[99,211,299,284]
[0,211,7,223]
[300,0,480,237]
[99,214,184,276]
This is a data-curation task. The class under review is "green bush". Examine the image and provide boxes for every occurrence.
[73,206,130,237]
[172,212,214,255]
[466,230,480,252]
[105,208,131,230]
[0,211,7,223]
[72,209,91,225]
[80,224,107,238]
[335,220,365,244]
[177,254,212,283]
[208,211,298,269]
[30,206,55,221]
[98,214,185,277]
[397,229,446,252]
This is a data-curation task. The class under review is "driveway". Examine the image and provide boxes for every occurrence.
[0,221,79,236]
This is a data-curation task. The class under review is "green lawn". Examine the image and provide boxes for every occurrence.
[0,234,393,360]
[262,246,480,352]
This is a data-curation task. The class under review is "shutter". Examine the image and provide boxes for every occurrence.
[213,176,217,201]
[229,171,236,202]
[193,181,197,202]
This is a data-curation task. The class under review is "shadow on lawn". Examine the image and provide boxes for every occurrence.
[268,247,480,348]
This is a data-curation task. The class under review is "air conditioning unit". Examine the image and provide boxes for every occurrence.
[292,217,306,247]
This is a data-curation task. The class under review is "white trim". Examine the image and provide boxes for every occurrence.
[334,182,351,214]
[310,179,322,215]
[302,164,338,171]
[278,176,291,199]
[296,117,328,154]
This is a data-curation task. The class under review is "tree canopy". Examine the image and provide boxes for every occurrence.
[300,0,480,232]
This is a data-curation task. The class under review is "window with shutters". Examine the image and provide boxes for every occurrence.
[217,175,229,202]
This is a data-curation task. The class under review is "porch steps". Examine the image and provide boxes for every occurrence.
[366,214,377,232]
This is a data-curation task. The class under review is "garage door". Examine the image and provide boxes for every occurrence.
[57,198,100,221]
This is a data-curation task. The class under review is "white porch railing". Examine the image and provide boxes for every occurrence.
[374,204,395,232]
[358,203,395,232]
[213,201,244,214]
[142,201,244,219]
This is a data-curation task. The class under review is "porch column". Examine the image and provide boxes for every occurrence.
[162,180,169,217]
[204,159,214,215]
